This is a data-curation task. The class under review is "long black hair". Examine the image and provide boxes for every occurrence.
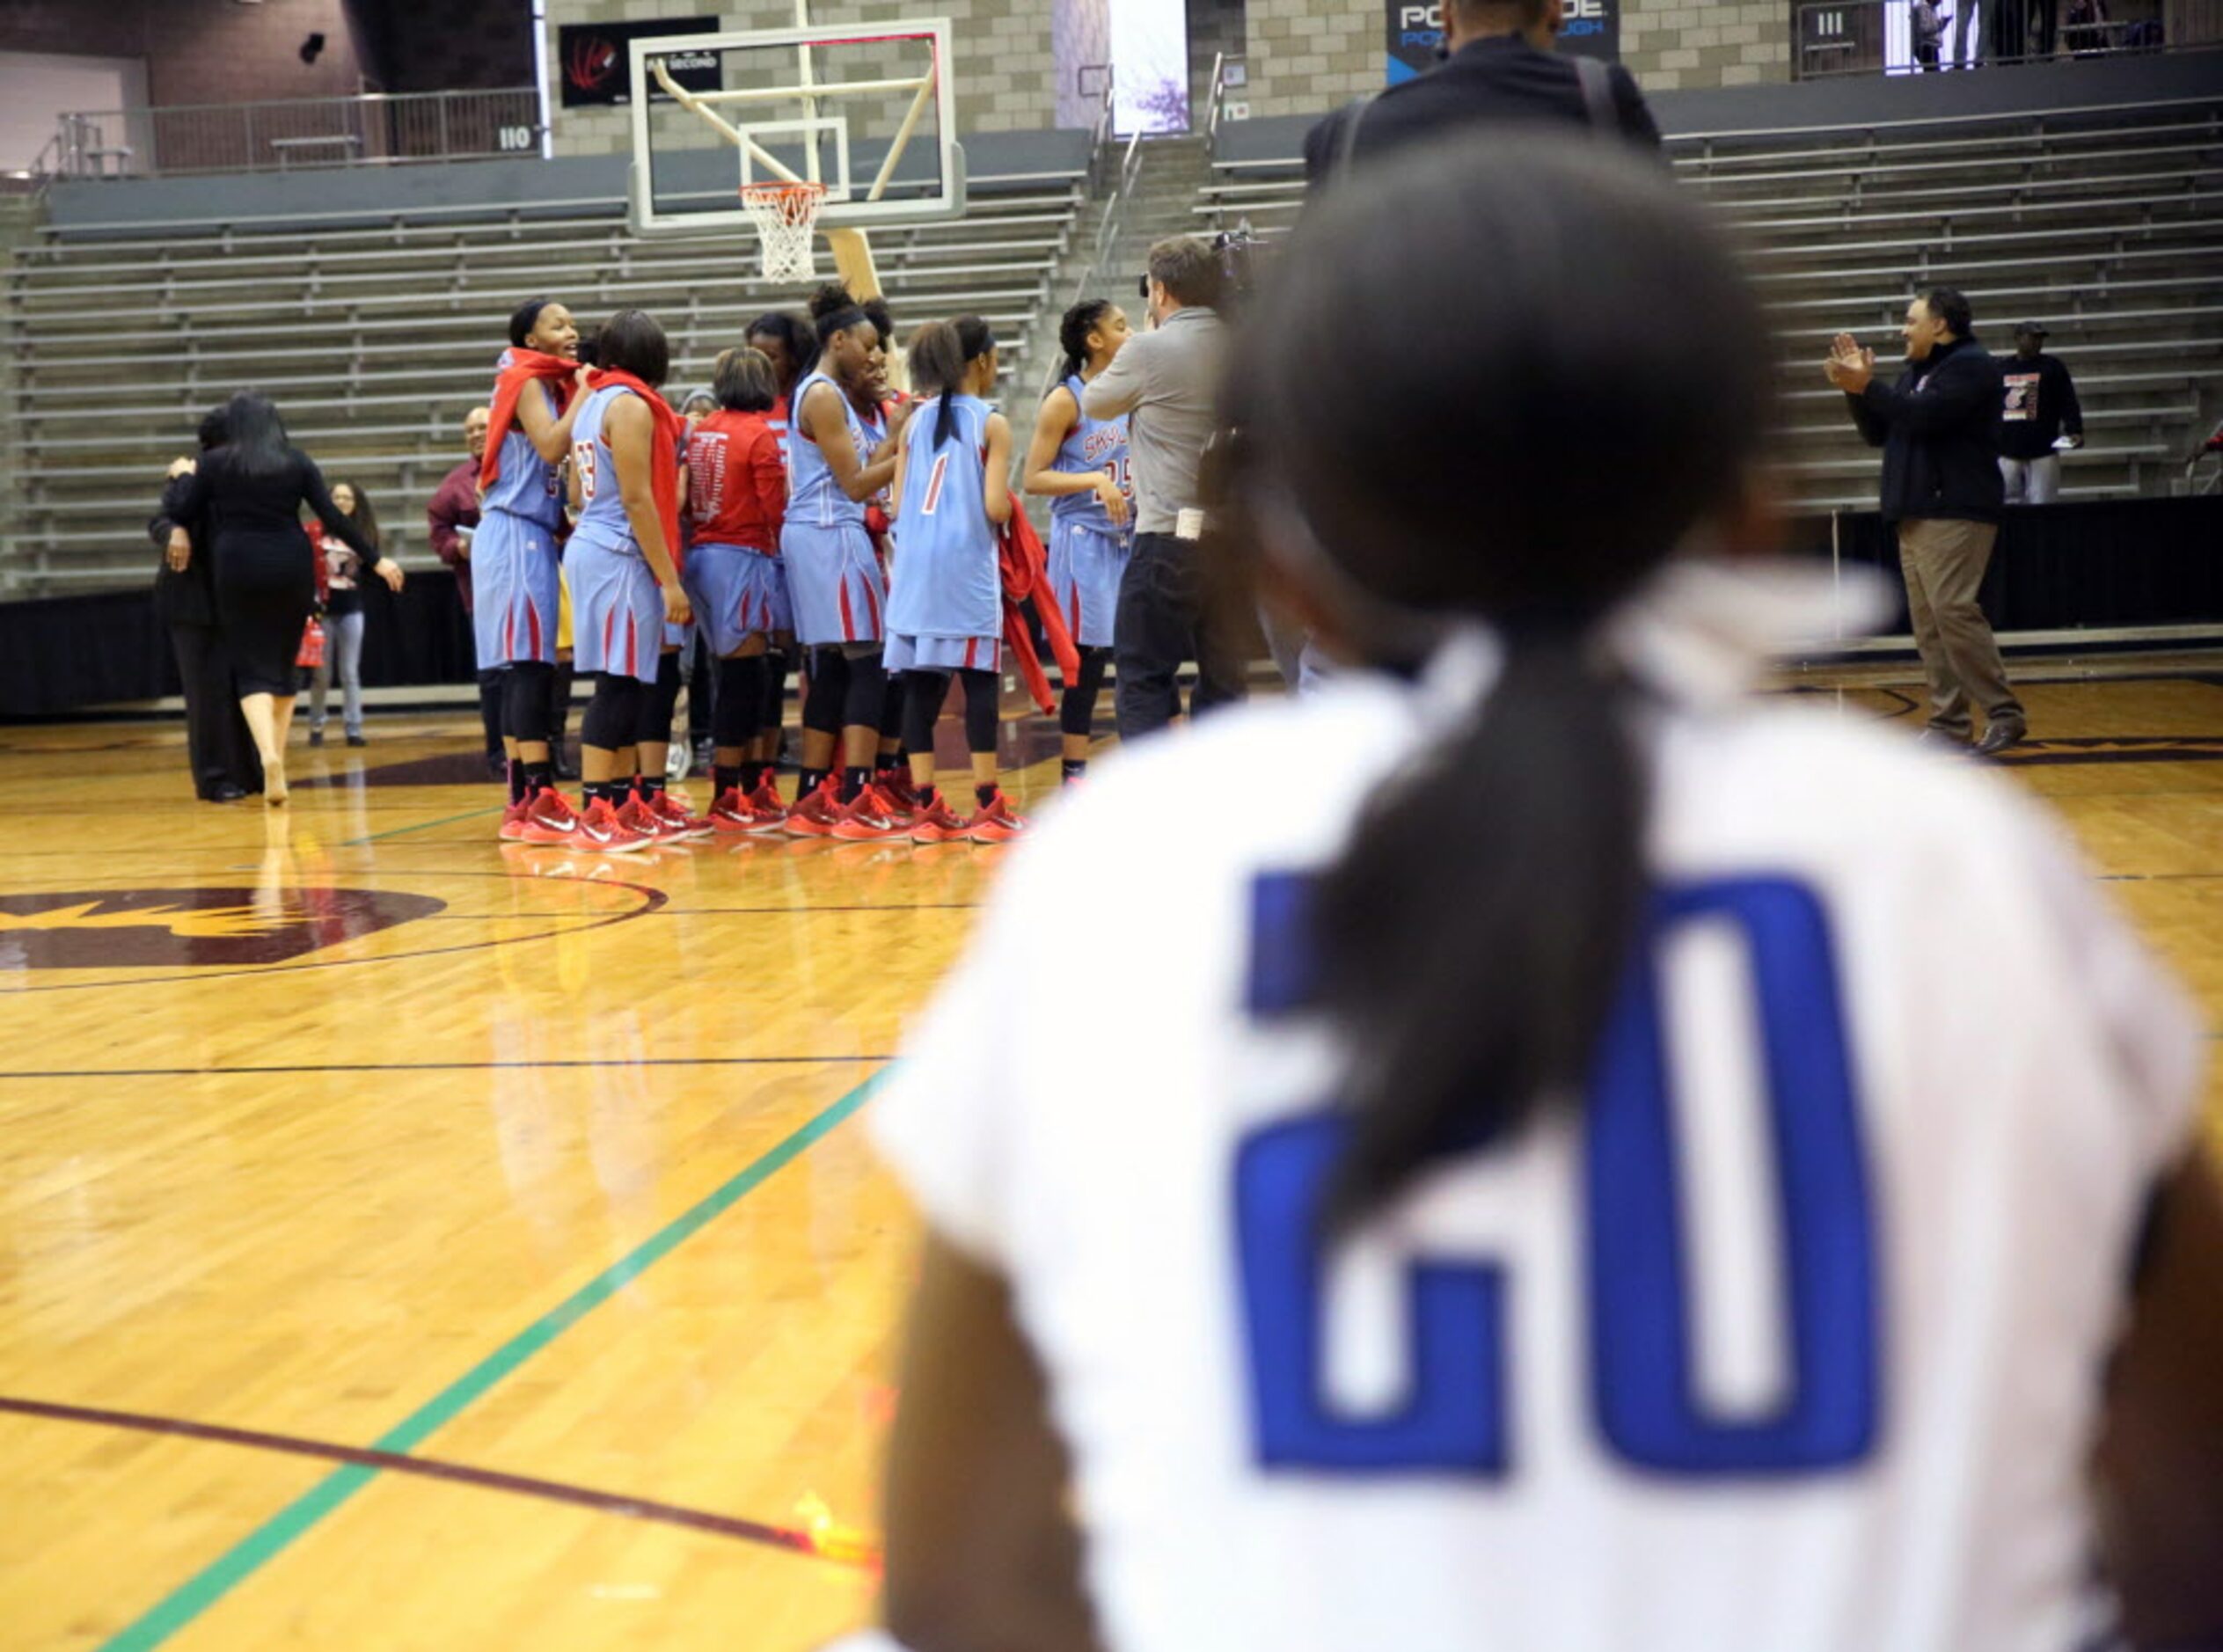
[221,391,293,479]
[1057,298,1114,380]
[330,479,382,554]
[746,310,812,390]
[1220,136,1773,1230]
[908,315,994,450]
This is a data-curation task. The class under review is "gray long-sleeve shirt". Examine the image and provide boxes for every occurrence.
[1081,304,1226,537]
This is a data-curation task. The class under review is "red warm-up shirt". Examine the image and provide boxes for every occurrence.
[684,410,786,556]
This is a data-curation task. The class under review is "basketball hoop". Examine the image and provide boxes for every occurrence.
[741,180,827,283]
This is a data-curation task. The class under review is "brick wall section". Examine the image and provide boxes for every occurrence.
[1622,0,1791,87]
[545,0,1067,157]
[1234,0,1793,118]
[1240,0,1377,118]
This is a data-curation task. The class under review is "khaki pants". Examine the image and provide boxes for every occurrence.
[1898,516,2024,740]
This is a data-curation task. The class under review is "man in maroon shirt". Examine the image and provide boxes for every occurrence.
[428,406,507,775]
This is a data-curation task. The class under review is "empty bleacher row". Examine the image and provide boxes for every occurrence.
[1203,98,2223,513]
[1,164,1089,596]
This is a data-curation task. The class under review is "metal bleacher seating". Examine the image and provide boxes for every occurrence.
[1202,97,2223,514]
[2,167,1088,596]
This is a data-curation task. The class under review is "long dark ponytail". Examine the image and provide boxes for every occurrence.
[909,314,995,450]
[1057,297,1113,380]
[1220,137,1773,1231]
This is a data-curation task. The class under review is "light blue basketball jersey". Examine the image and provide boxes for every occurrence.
[1049,373,1130,537]
[887,394,998,641]
[786,370,874,532]
[483,363,566,530]
[566,383,640,558]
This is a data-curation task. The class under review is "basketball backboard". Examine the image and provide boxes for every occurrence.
[626,19,965,238]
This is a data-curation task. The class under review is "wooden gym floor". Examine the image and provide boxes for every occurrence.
[0,662,2218,1650]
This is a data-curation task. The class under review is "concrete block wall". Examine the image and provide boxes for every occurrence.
[1234,0,1794,120]
[545,0,1066,157]
[1239,0,1377,117]
[1623,0,1792,88]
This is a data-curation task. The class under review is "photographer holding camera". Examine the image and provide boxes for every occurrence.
[1083,235,1250,742]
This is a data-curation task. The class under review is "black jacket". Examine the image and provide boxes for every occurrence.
[1998,351,2084,461]
[1303,35,1660,186]
[1845,337,2006,524]
[150,469,218,628]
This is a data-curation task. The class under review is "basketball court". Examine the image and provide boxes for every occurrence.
[0,662,2217,1648]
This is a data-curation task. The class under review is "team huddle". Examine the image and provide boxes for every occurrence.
[473,284,1134,853]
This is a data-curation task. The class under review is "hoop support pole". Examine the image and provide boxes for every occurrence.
[651,58,805,185]
[866,68,939,203]
[826,227,881,302]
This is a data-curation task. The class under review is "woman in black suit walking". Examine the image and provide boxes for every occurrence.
[165,392,403,804]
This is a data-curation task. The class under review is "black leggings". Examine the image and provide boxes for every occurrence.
[581,673,646,752]
[504,660,553,743]
[714,654,766,748]
[637,649,684,745]
[803,645,886,734]
[902,668,998,757]
[1059,646,1112,737]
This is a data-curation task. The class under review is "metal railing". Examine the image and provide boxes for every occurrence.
[1206,52,1250,142]
[1037,124,1148,405]
[1795,0,2221,77]
[45,86,545,180]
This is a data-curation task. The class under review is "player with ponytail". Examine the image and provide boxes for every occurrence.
[847,315,1022,844]
[867,135,2223,1652]
[1023,296,1133,784]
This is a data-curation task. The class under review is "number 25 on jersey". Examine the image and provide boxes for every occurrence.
[1233,874,1882,1480]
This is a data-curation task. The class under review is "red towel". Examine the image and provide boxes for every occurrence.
[998,500,1081,714]
[479,347,578,494]
[586,367,687,573]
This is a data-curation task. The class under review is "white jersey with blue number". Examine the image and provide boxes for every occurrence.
[887,394,998,643]
[873,559,2204,1652]
[567,384,639,557]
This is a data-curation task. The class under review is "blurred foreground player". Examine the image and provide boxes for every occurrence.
[864,139,2223,1652]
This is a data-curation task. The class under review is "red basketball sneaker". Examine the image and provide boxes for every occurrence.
[963,789,1027,844]
[517,787,583,845]
[877,767,920,822]
[573,796,651,853]
[830,784,906,842]
[745,771,786,819]
[908,789,969,844]
[650,789,713,840]
[618,792,672,843]
[498,798,530,841]
[781,776,845,837]
[706,787,757,836]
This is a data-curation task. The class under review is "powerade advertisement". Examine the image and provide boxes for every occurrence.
[1387,0,1620,83]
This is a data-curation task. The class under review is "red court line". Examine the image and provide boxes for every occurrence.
[0,1394,877,1570]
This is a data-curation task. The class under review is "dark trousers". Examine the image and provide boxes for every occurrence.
[170,620,262,798]
[1113,530,1249,742]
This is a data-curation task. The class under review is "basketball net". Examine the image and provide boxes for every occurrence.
[741,181,827,283]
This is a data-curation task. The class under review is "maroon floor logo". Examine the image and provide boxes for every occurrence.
[0,888,447,969]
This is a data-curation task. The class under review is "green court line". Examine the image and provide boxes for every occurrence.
[99,1069,886,1652]
[342,804,504,846]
